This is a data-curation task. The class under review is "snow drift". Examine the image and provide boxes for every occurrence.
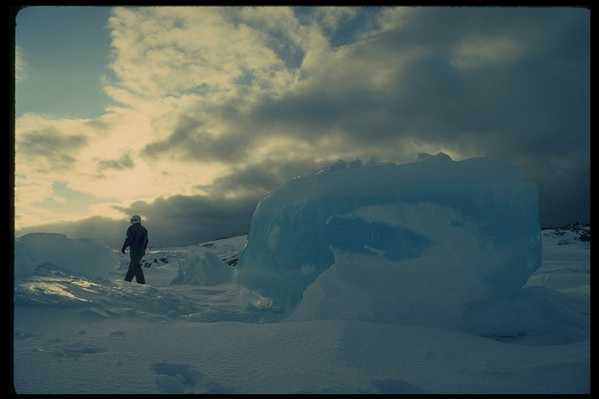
[14,233,117,280]
[237,153,542,328]
[171,247,233,286]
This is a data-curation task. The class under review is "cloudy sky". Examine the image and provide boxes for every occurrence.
[15,6,589,247]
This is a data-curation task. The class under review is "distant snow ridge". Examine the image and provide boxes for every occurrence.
[14,233,117,280]
[171,247,233,286]
[237,153,542,328]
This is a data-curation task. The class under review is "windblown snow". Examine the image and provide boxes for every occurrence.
[13,155,589,394]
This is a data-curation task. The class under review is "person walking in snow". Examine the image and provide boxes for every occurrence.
[121,214,149,284]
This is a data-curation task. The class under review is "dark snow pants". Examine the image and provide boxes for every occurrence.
[124,252,146,284]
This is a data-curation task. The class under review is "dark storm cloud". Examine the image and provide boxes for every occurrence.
[17,128,88,169]
[97,152,135,171]
[249,8,589,150]
[236,7,590,225]
[111,8,596,229]
[16,193,261,248]
[196,158,333,196]
[140,8,588,226]
[113,193,261,247]
[142,115,251,163]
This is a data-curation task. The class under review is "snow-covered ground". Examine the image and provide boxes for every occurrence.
[13,229,589,394]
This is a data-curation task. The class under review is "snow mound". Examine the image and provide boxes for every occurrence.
[171,247,233,286]
[542,225,590,246]
[14,274,201,320]
[15,233,117,280]
[237,154,541,327]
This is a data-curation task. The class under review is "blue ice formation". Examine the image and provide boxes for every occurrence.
[237,153,541,319]
[14,233,117,280]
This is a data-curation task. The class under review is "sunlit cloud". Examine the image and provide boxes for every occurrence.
[451,35,524,69]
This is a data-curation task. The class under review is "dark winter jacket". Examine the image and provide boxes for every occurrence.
[122,223,149,256]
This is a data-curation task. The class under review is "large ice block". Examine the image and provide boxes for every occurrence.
[237,153,541,326]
